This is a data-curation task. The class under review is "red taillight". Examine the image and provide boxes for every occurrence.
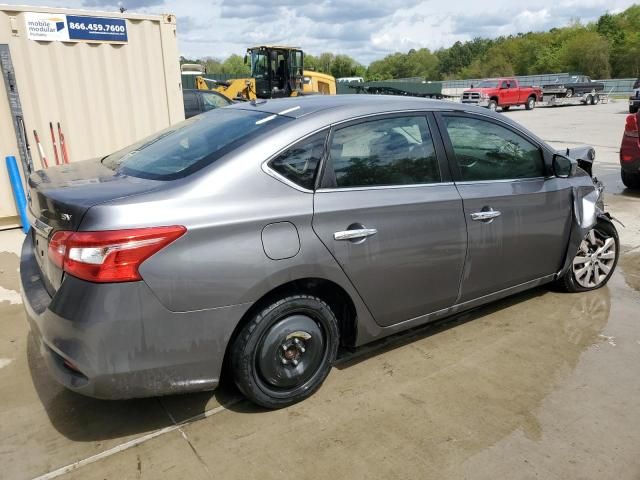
[48,226,186,283]
[624,114,639,138]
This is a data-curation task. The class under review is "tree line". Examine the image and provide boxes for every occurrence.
[180,5,640,81]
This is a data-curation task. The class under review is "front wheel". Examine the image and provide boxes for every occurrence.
[488,100,498,112]
[230,295,339,409]
[556,221,619,292]
[525,97,536,110]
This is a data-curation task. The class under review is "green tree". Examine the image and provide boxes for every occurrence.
[560,31,610,78]
[220,54,250,76]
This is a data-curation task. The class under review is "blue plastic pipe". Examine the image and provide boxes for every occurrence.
[6,156,30,233]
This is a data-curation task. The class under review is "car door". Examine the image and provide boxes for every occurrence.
[436,112,573,302]
[312,113,467,327]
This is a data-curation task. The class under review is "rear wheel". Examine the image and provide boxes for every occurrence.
[525,96,536,110]
[556,221,619,292]
[488,100,498,112]
[230,295,339,409]
[621,169,640,189]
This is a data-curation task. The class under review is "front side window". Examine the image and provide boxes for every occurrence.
[251,51,269,79]
[102,109,290,180]
[443,116,544,181]
[269,132,327,190]
[329,116,440,188]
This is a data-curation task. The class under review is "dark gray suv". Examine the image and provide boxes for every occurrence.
[20,96,618,408]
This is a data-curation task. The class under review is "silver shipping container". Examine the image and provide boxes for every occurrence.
[0,5,183,223]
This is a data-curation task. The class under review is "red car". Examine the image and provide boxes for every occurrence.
[621,111,640,189]
[462,77,543,112]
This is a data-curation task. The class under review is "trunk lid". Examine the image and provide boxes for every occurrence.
[27,158,162,294]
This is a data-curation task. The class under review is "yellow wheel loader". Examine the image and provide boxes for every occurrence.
[193,46,336,101]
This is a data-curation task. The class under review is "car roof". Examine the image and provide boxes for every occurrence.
[228,94,472,121]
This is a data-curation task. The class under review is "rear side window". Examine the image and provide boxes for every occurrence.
[269,132,327,190]
[102,109,290,180]
[443,116,544,181]
[329,116,440,188]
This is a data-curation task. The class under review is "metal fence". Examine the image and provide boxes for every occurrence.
[182,70,638,96]
[442,74,636,95]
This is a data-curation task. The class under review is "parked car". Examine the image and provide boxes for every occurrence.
[542,75,605,99]
[21,96,618,408]
[628,78,640,113]
[183,88,232,118]
[462,77,542,111]
[620,109,640,188]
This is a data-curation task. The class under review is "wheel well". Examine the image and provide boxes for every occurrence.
[490,96,499,103]
[222,278,358,376]
[528,94,536,100]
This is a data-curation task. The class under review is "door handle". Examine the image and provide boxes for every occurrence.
[333,228,378,241]
[470,209,502,222]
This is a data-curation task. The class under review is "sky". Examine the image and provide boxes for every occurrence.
[3,0,638,64]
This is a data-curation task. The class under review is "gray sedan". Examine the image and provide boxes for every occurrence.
[20,96,618,408]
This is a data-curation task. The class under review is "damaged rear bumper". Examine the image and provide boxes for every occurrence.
[20,234,250,399]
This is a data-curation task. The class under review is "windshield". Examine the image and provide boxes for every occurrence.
[475,80,500,88]
[102,109,291,180]
[251,51,269,79]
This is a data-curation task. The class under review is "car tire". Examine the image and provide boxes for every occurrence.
[556,221,619,293]
[591,94,600,105]
[566,88,574,98]
[630,105,638,114]
[230,294,339,409]
[488,100,498,112]
[621,169,640,189]
[525,97,535,110]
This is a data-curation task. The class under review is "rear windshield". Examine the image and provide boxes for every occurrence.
[102,108,291,180]
[476,80,499,88]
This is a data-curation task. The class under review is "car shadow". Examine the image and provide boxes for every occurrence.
[27,332,242,441]
[333,287,546,370]
[620,187,640,198]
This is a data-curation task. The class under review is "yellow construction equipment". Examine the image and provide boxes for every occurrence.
[193,46,336,101]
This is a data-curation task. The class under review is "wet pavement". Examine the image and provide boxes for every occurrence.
[1,100,639,479]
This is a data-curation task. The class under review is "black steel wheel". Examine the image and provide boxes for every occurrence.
[230,295,339,409]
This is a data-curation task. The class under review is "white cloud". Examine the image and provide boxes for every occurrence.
[1,0,636,64]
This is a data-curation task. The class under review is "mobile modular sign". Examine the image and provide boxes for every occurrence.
[24,12,128,43]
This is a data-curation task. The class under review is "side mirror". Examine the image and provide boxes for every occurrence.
[553,154,577,178]
[243,54,248,65]
[470,84,474,88]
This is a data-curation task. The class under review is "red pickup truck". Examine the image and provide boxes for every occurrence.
[462,77,543,112]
